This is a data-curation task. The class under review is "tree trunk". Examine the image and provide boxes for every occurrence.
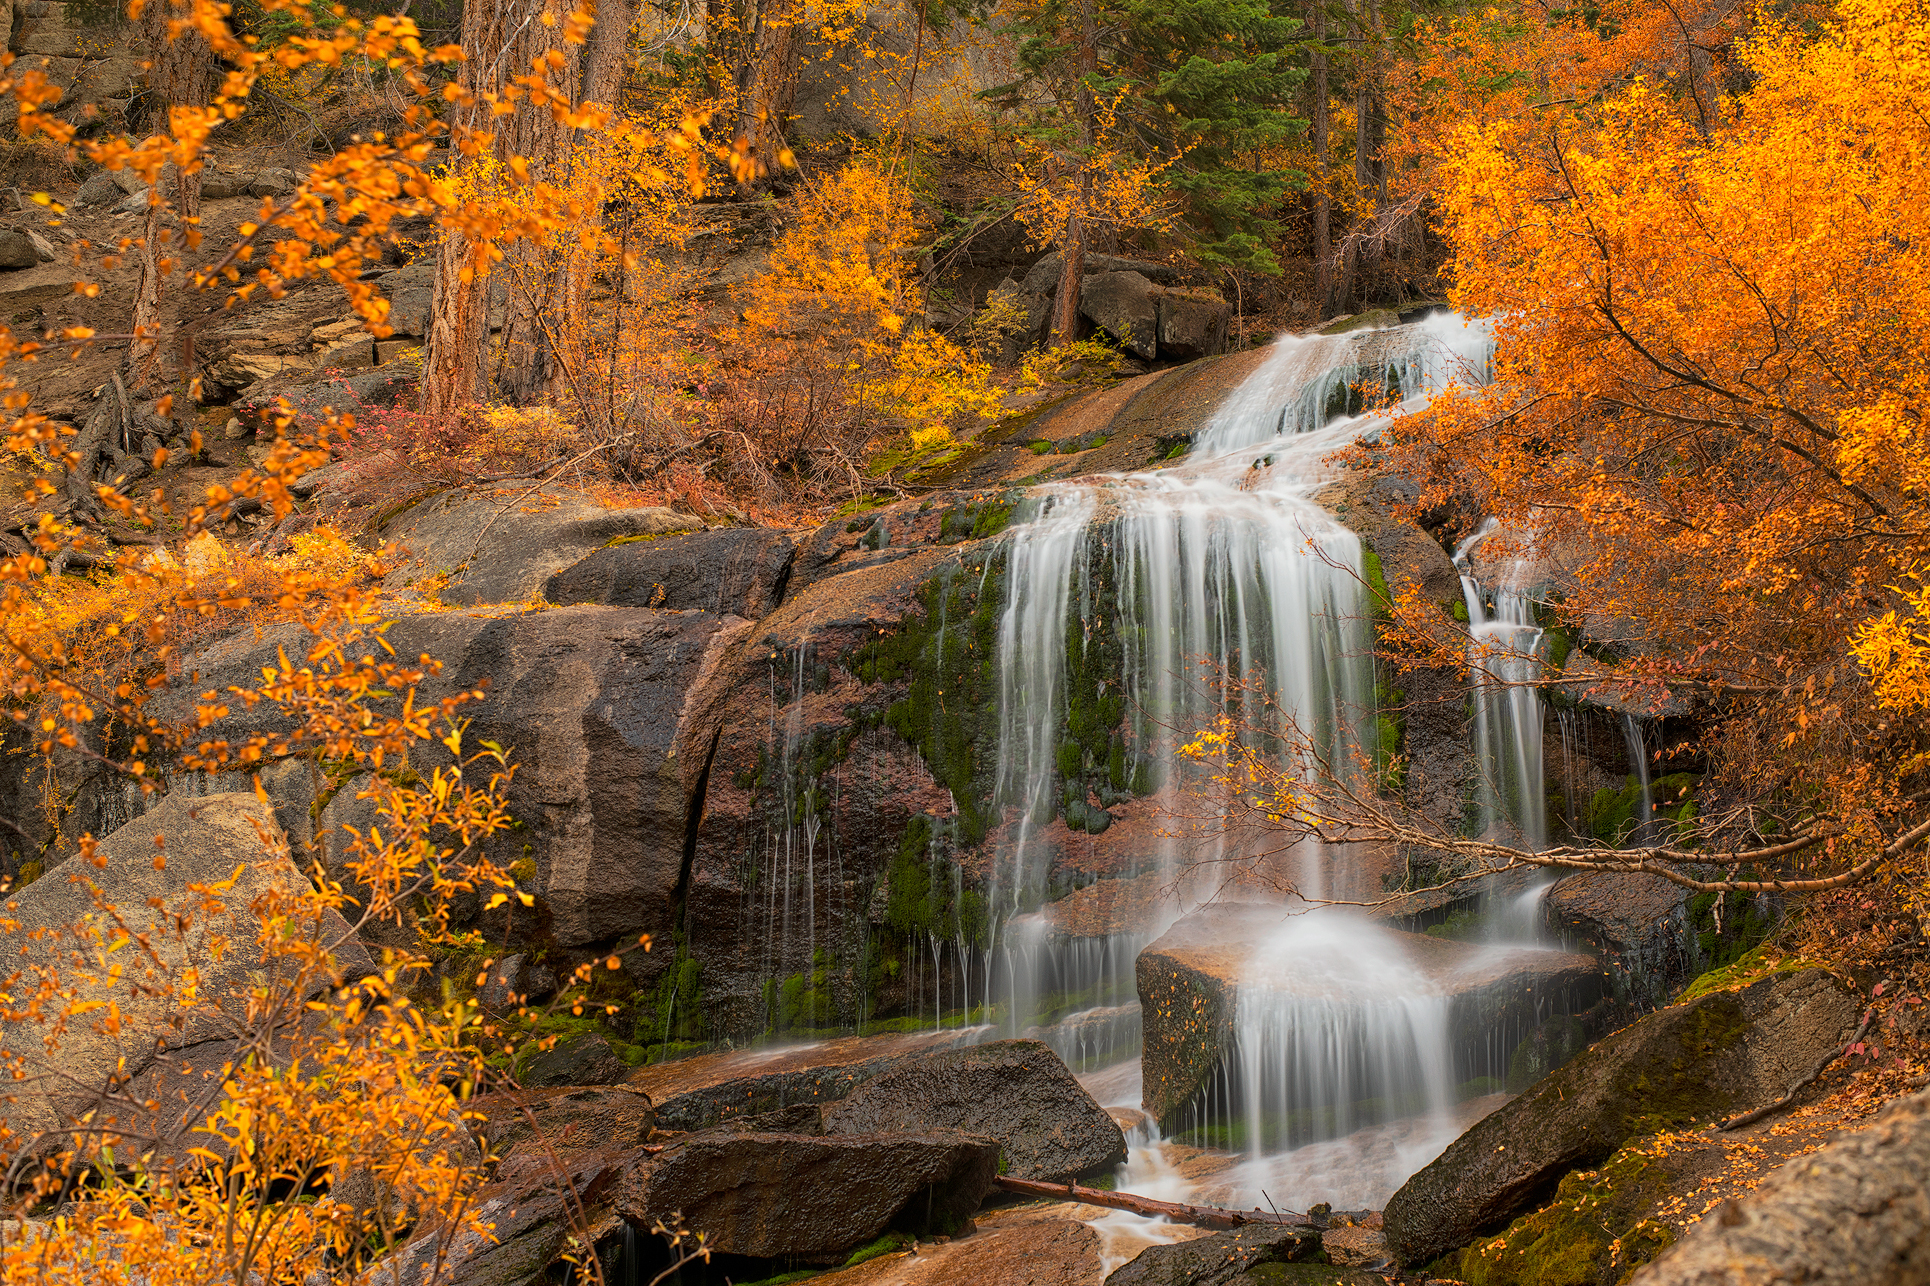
[740,0,804,176]
[497,0,581,408]
[1311,2,1331,315]
[1351,0,1385,309]
[127,0,210,396]
[992,1176,1312,1232]
[1052,207,1086,345]
[1052,0,1099,347]
[422,0,515,417]
[560,0,635,434]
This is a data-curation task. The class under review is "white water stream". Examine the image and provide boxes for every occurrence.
[976,313,1534,1223]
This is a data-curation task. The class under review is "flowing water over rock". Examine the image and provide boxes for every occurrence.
[1455,521,1548,850]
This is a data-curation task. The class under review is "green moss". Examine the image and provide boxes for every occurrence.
[1424,906,1487,941]
[1361,549,1392,623]
[1028,439,1053,454]
[771,949,839,1034]
[1434,1142,1679,1286]
[842,1232,912,1267]
[1676,943,1806,1003]
[603,531,668,548]
[1450,597,1471,623]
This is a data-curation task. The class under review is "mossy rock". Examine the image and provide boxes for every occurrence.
[1383,969,1860,1267]
[1434,1139,1681,1286]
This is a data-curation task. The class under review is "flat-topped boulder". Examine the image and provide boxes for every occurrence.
[634,1034,1123,1184]
[628,1028,984,1131]
[617,1129,998,1263]
[1138,905,1603,1125]
[821,1039,1126,1182]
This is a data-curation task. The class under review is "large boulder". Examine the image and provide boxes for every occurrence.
[0,229,40,270]
[543,528,797,618]
[1382,968,1862,1268]
[1155,289,1231,359]
[1545,870,1693,1005]
[379,1142,645,1286]
[1023,252,1180,293]
[1629,1088,1930,1286]
[1080,270,1162,359]
[164,606,751,957]
[0,792,373,1160]
[821,1039,1126,1182]
[615,1129,999,1262]
[379,487,701,605]
[473,1084,657,1162]
[1103,1224,1328,1286]
[519,1032,630,1088]
[1137,905,1603,1125]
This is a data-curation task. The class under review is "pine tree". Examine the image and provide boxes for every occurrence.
[985,0,1311,324]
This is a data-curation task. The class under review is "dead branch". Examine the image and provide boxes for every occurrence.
[992,1175,1311,1230]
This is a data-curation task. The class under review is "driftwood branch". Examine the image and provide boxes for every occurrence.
[992,1176,1311,1230]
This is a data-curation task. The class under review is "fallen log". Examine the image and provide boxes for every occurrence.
[992,1175,1311,1230]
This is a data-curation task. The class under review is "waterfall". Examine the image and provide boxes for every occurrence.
[1454,525,1547,851]
[978,313,1495,1047]
[1234,915,1457,1154]
[1622,714,1656,844]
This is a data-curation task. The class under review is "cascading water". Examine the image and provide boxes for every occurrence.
[974,314,1506,1163]
[1233,915,1457,1154]
[1454,524,1548,851]
[1622,714,1656,845]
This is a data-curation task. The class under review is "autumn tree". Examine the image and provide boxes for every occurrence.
[1257,0,1930,904]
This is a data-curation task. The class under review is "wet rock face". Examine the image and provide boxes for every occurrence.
[1137,905,1604,1126]
[1382,969,1862,1268]
[544,528,797,617]
[1103,1224,1327,1286]
[821,1039,1127,1182]
[616,1129,999,1263]
[1545,870,1693,1006]
[157,606,750,956]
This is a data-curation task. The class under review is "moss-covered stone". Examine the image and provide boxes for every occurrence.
[1435,1140,1679,1286]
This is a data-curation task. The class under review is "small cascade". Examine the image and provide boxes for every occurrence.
[745,637,865,1039]
[1193,311,1498,455]
[1622,714,1656,845]
[1454,525,1547,850]
[1230,916,1457,1154]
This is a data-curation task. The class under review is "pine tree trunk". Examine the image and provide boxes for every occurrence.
[1053,0,1099,346]
[422,0,515,417]
[497,0,581,408]
[563,0,635,434]
[740,0,804,176]
[1053,206,1085,346]
[1311,2,1331,315]
[127,0,210,396]
[1351,0,1385,308]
